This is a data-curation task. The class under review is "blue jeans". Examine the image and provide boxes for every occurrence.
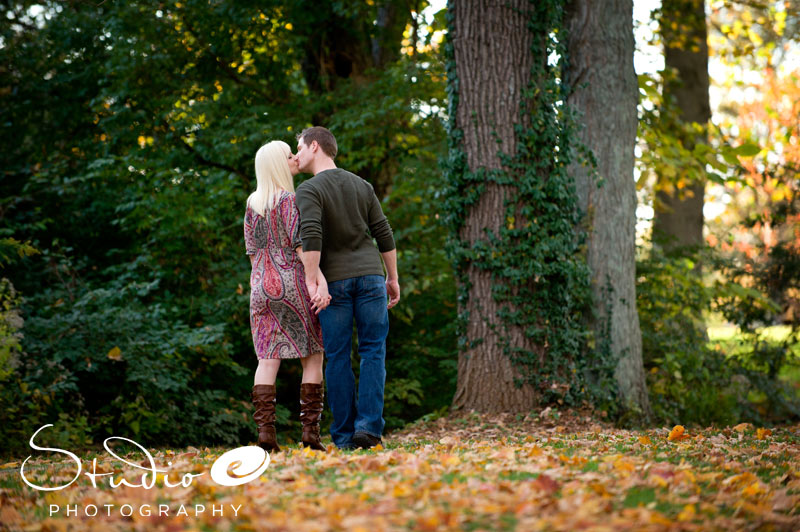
[319,275,388,449]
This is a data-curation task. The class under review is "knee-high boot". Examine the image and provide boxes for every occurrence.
[300,383,326,451]
[252,384,280,452]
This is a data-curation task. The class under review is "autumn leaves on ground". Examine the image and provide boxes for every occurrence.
[1,412,798,532]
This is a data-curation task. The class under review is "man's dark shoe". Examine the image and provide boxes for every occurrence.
[352,431,382,449]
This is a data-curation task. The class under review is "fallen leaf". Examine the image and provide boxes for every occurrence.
[533,474,560,495]
[677,503,696,521]
[668,425,689,442]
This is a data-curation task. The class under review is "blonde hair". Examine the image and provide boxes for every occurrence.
[247,141,295,216]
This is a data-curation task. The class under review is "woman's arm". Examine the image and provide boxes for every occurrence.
[296,247,331,314]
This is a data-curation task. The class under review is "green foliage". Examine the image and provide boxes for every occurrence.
[712,206,800,421]
[638,249,739,425]
[0,279,23,382]
[633,0,800,426]
[637,244,800,426]
[442,1,595,404]
[0,238,39,266]
[636,73,754,201]
[1,0,454,452]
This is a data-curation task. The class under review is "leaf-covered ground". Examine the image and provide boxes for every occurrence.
[1,412,799,531]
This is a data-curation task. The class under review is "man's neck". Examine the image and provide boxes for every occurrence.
[312,159,337,175]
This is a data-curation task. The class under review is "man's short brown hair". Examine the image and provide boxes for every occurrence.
[297,126,338,159]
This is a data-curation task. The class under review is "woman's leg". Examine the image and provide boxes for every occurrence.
[254,358,281,385]
[252,358,281,451]
[299,353,323,384]
[299,352,326,450]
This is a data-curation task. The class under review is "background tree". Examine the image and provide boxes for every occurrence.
[633,0,800,425]
[565,0,652,418]
[445,0,592,413]
[446,0,537,412]
[651,0,711,252]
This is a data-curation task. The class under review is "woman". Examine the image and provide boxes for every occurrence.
[243,140,330,452]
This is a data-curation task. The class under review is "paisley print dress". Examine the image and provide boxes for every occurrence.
[244,191,324,359]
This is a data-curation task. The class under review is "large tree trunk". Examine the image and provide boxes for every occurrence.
[652,0,710,251]
[565,0,653,417]
[449,0,538,413]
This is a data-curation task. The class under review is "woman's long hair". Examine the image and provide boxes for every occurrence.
[247,140,295,216]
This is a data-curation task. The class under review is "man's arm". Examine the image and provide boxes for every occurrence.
[381,249,400,309]
[363,183,399,309]
[295,184,328,310]
[365,185,395,254]
[296,247,329,314]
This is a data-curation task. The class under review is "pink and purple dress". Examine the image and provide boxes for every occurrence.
[243,191,324,360]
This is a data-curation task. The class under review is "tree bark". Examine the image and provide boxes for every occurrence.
[652,0,711,251]
[565,0,653,418]
[450,0,538,413]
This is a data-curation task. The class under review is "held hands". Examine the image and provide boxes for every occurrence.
[307,274,331,315]
[386,277,400,309]
[305,274,318,300]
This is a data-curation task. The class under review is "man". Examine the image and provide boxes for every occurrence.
[292,126,400,450]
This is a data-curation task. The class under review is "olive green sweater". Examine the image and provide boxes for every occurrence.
[295,168,395,282]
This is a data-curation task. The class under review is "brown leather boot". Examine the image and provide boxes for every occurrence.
[252,384,280,452]
[300,382,326,451]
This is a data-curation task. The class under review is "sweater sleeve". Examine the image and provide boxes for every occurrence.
[366,184,395,253]
[295,183,323,252]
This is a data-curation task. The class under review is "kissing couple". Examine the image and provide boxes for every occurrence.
[243,126,400,451]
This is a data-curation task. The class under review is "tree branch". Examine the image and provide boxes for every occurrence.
[178,137,247,180]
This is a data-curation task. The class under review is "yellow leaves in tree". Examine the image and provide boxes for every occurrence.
[107,346,122,361]
[667,425,689,442]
